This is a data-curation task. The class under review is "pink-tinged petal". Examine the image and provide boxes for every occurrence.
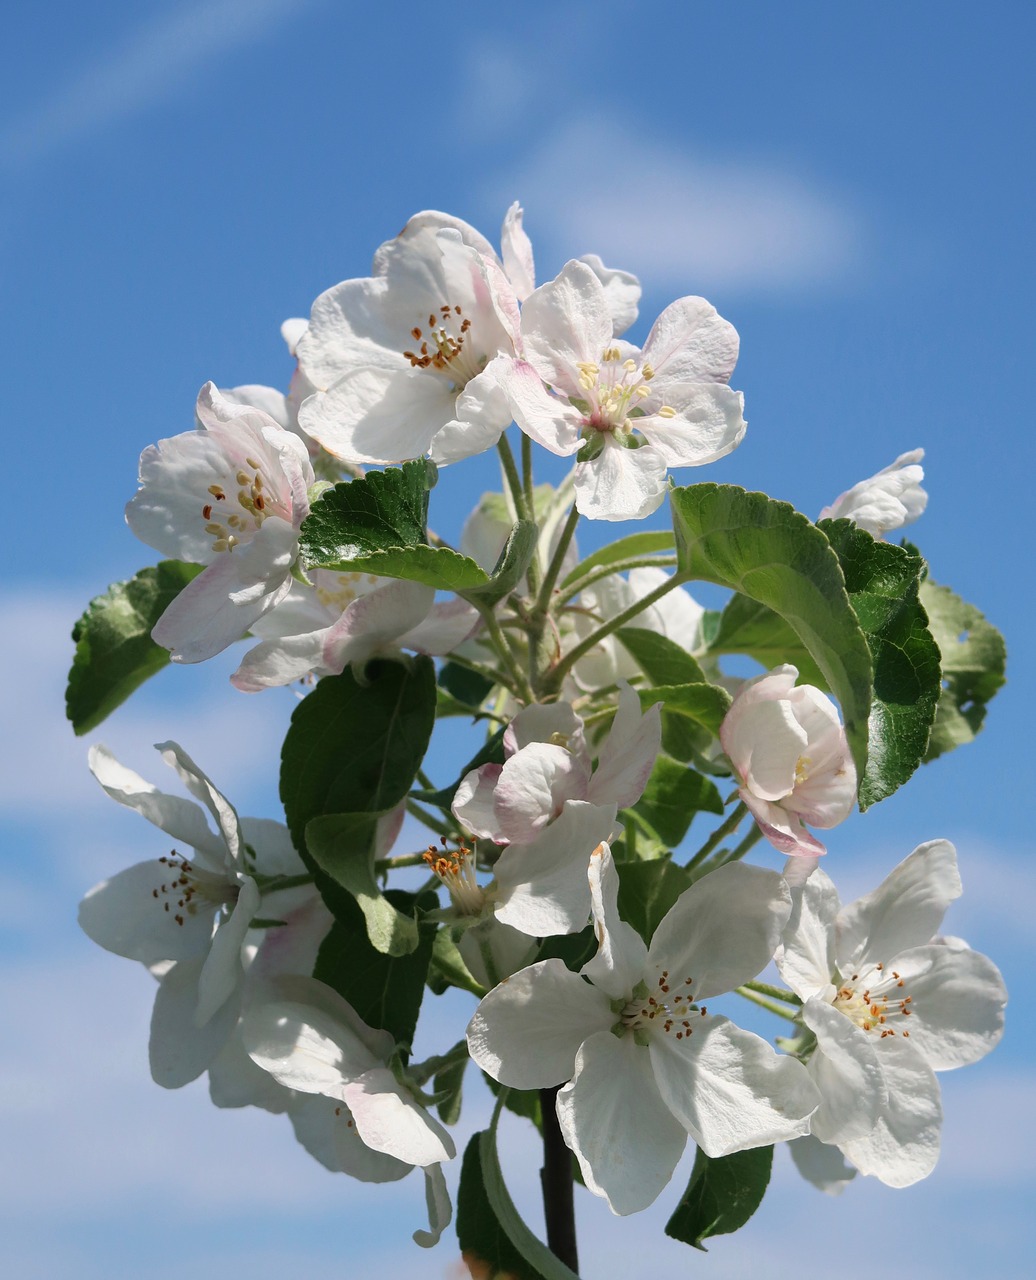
[88,744,224,860]
[581,842,649,1001]
[492,800,619,936]
[841,1036,942,1186]
[431,363,513,463]
[819,449,927,537]
[372,210,498,275]
[249,896,335,986]
[195,877,259,1026]
[649,862,791,1000]
[452,763,504,841]
[885,943,1006,1070]
[495,358,583,456]
[149,956,243,1088]
[494,741,591,844]
[500,201,536,300]
[231,627,333,691]
[741,790,829,857]
[320,580,437,671]
[724,697,806,801]
[788,1134,856,1194]
[587,683,661,810]
[466,958,614,1088]
[636,383,747,467]
[299,365,452,465]
[801,998,887,1143]
[152,518,297,662]
[288,1094,410,1180]
[557,1031,686,1215]
[343,1067,456,1166]
[397,597,480,655]
[520,260,612,391]
[578,253,641,336]
[836,840,962,975]
[641,295,740,385]
[78,859,216,964]
[650,1015,819,1156]
[775,863,839,999]
[573,439,668,522]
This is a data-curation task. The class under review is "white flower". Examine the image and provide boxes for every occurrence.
[720,664,856,857]
[467,844,819,1214]
[453,687,660,847]
[496,260,746,521]
[776,841,1007,1187]
[296,225,521,466]
[126,382,315,662]
[230,569,479,691]
[819,449,927,538]
[78,742,309,1087]
[242,975,454,1247]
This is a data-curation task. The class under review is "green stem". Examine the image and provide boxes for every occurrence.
[251,871,314,892]
[535,504,581,615]
[735,985,802,1023]
[742,980,802,1006]
[416,766,435,791]
[521,432,536,517]
[408,1038,470,1088]
[558,553,679,604]
[375,851,434,872]
[726,824,763,863]
[497,433,529,521]
[684,802,747,872]
[406,799,453,838]
[546,571,688,691]
[478,603,535,704]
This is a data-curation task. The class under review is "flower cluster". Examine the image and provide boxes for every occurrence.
[71,201,1005,1269]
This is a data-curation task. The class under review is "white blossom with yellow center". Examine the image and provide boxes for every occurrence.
[776,842,1007,1187]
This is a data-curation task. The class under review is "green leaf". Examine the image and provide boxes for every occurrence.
[456,1127,580,1280]
[820,520,942,807]
[434,1056,467,1126]
[312,889,435,1050]
[920,579,1007,761]
[484,1073,543,1130]
[639,682,732,737]
[280,657,437,856]
[428,926,486,998]
[307,813,419,956]
[536,925,598,973]
[65,561,204,734]
[665,1145,774,1252]
[670,483,873,782]
[438,661,495,710]
[711,594,826,687]
[617,626,709,686]
[560,530,676,592]
[628,755,724,851]
[461,519,539,606]
[617,857,693,942]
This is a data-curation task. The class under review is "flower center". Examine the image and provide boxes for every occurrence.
[402,304,484,389]
[200,456,280,553]
[832,962,914,1039]
[616,969,708,1045]
[153,851,238,927]
[314,570,380,615]
[575,347,674,435]
[423,837,485,916]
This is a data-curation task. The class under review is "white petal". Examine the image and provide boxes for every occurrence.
[451,763,504,840]
[343,1066,455,1166]
[649,862,791,1001]
[494,741,591,844]
[581,842,649,1001]
[195,877,259,1026]
[495,358,583,456]
[78,859,216,964]
[577,253,641,336]
[641,295,740,384]
[413,1164,453,1248]
[504,701,585,755]
[557,1030,686,1215]
[888,943,1006,1070]
[650,1016,819,1156]
[492,800,619,936]
[801,998,887,1143]
[836,840,962,975]
[431,359,515,465]
[521,260,612,392]
[725,698,806,802]
[231,627,332,691]
[208,1026,292,1113]
[841,1037,942,1186]
[637,383,746,467]
[587,683,661,810]
[241,994,380,1096]
[466,958,613,1089]
[741,790,830,858]
[149,956,242,1088]
[289,1093,410,1181]
[500,201,536,300]
[775,863,840,999]
[788,1134,856,1195]
[573,439,668,522]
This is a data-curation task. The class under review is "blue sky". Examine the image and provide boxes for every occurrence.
[2,1,1034,1275]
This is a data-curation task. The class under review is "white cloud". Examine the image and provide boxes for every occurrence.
[0,0,316,166]
[485,114,862,295]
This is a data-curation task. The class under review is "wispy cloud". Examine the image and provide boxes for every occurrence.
[0,0,315,166]
[482,113,862,296]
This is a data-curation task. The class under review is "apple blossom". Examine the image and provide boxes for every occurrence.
[776,841,1006,1187]
[230,569,479,691]
[242,975,454,1246]
[126,381,316,662]
[220,319,323,460]
[296,225,521,466]
[467,844,819,1214]
[818,448,927,538]
[496,259,746,520]
[720,664,857,857]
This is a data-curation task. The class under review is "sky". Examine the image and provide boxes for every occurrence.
[2,1,1035,1275]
